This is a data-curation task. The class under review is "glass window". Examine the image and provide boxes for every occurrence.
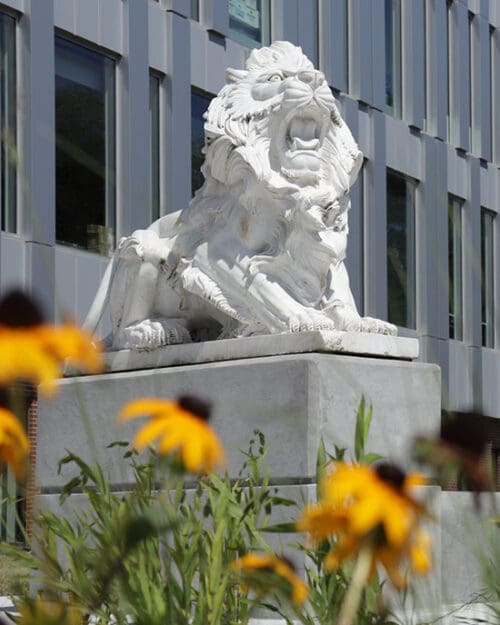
[55,37,115,255]
[149,74,160,223]
[481,208,494,348]
[447,0,453,141]
[448,195,463,340]
[228,0,270,48]
[190,0,199,20]
[490,25,495,161]
[468,11,474,148]
[191,89,212,197]
[0,13,16,233]
[387,170,416,328]
[385,0,402,117]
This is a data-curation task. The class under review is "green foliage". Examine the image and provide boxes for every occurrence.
[27,432,297,625]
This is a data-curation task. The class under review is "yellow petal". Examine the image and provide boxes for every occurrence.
[119,398,180,421]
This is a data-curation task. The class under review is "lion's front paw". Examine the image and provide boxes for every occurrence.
[359,317,397,336]
[114,318,191,350]
[287,309,337,333]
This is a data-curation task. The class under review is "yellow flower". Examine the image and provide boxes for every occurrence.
[298,461,431,588]
[0,406,29,480]
[231,553,308,605]
[0,290,103,395]
[119,396,225,474]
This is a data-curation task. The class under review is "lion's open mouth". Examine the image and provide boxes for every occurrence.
[286,116,321,151]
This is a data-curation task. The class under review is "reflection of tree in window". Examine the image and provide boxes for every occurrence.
[387,170,416,328]
[55,38,115,255]
[191,90,212,196]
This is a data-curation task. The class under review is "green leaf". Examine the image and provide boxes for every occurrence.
[361,452,383,465]
[260,522,298,533]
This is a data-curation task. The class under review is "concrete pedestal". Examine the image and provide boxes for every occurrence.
[34,344,495,620]
[37,351,440,491]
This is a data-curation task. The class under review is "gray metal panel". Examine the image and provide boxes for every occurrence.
[446,343,475,411]
[201,0,228,37]
[148,2,168,72]
[297,0,317,67]
[54,0,75,32]
[190,21,206,90]
[19,0,56,246]
[319,0,347,91]
[75,251,105,323]
[402,0,425,129]
[98,0,122,53]
[463,156,482,347]
[342,97,362,312]
[480,348,500,415]
[364,109,387,320]
[116,0,150,236]
[74,0,99,42]
[165,12,191,214]
[205,29,229,92]
[163,0,191,18]
[0,234,25,292]
[418,135,448,339]
[370,0,385,111]
[270,0,298,43]
[419,335,450,407]
[54,246,76,323]
[26,242,55,320]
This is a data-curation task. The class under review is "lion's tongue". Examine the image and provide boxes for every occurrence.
[289,117,319,151]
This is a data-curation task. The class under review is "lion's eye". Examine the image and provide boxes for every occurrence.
[267,73,283,82]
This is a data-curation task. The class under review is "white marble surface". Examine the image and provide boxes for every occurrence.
[103,330,418,372]
[84,41,396,351]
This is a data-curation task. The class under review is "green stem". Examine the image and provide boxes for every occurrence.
[336,543,373,625]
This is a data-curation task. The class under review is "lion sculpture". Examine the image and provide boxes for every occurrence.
[85,41,396,350]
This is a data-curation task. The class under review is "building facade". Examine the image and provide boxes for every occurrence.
[0,0,499,441]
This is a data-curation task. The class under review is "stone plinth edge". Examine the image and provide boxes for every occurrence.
[102,331,418,373]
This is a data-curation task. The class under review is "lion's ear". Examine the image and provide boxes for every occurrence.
[226,68,248,83]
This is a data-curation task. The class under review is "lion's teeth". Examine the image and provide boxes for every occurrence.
[291,137,319,151]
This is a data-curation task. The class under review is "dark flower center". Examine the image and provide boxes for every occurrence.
[0,290,44,327]
[178,395,211,421]
[375,462,406,490]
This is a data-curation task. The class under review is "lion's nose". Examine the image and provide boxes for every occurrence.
[298,70,324,89]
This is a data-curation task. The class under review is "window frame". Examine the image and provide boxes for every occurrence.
[386,169,417,329]
[385,0,402,118]
[448,195,464,340]
[0,11,16,234]
[54,34,117,255]
[481,208,495,348]
[149,72,161,223]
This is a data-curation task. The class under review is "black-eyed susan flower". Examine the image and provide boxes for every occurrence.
[230,553,308,606]
[0,406,29,480]
[297,461,431,589]
[118,395,225,474]
[0,290,103,395]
